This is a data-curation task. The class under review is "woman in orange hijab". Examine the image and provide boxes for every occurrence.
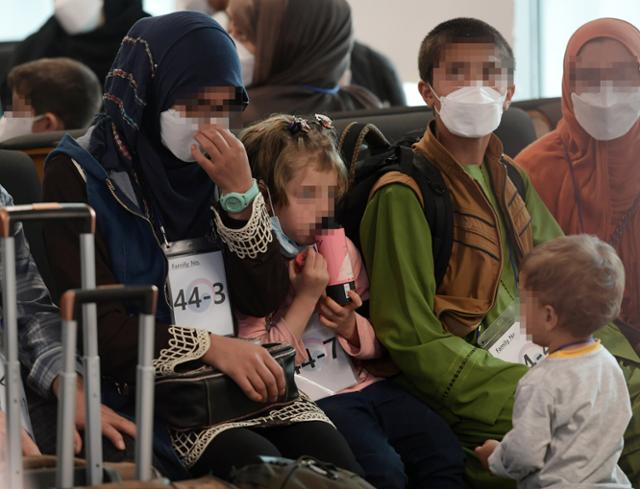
[517,18,640,350]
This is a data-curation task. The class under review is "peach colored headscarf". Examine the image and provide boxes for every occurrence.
[517,18,640,335]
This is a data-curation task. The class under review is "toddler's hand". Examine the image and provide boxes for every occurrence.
[474,439,499,472]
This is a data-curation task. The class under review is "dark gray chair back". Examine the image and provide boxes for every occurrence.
[319,105,536,158]
[0,129,87,151]
[0,149,56,299]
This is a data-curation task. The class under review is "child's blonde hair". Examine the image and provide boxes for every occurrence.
[240,114,348,207]
[521,235,625,335]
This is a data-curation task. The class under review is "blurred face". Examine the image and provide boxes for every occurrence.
[226,12,256,55]
[572,38,640,95]
[0,90,63,135]
[160,86,243,162]
[519,280,557,348]
[420,42,515,110]
[275,163,339,245]
[208,0,228,10]
[10,90,35,116]
[170,86,242,124]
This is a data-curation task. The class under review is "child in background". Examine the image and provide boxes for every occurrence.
[1,57,102,141]
[237,114,464,489]
[475,235,632,488]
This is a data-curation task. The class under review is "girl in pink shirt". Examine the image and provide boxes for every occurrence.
[237,114,464,489]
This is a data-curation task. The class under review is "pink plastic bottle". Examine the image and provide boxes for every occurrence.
[315,219,356,306]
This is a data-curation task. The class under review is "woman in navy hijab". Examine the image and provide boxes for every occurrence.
[41,12,359,480]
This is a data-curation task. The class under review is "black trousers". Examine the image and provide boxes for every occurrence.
[28,384,360,482]
[317,381,465,489]
[192,422,363,480]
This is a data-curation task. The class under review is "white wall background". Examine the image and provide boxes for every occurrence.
[347,0,515,83]
[3,0,639,101]
[346,0,515,103]
[539,0,640,96]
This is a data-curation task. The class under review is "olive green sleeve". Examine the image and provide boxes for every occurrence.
[360,184,527,427]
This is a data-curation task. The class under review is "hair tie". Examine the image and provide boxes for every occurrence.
[287,117,311,136]
[314,113,334,130]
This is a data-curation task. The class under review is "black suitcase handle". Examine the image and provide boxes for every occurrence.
[0,202,96,237]
[60,284,159,320]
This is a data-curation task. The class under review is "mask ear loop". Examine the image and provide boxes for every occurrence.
[427,82,443,117]
[262,180,277,217]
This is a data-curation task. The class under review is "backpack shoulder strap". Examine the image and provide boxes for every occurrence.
[366,144,454,288]
[368,171,425,207]
[407,151,453,287]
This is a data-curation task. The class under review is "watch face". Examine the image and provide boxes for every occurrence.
[224,195,244,212]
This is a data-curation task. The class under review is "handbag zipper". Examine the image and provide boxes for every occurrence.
[155,345,296,383]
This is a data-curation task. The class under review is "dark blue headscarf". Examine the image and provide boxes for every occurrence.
[88,12,247,241]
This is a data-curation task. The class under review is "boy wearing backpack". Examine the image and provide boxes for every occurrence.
[358,18,640,488]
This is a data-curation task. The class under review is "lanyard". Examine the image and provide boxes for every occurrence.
[302,85,341,95]
[483,159,521,288]
[550,337,595,355]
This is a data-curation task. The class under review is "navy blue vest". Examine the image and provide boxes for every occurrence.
[46,135,172,323]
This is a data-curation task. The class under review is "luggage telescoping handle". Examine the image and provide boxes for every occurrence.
[0,203,96,489]
[58,285,159,487]
[0,203,96,235]
[0,203,103,486]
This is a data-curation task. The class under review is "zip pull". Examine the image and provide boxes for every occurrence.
[159,225,169,248]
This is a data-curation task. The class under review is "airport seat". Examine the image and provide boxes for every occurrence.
[0,129,87,181]
[319,105,537,158]
[0,149,57,298]
[512,97,562,138]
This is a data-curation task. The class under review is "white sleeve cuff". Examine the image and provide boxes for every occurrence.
[212,193,273,259]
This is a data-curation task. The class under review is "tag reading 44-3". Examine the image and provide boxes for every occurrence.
[165,239,234,336]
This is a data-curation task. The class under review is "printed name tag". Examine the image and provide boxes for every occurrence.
[166,239,234,336]
[296,315,358,399]
[486,321,548,367]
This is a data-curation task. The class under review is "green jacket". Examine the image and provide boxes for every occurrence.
[360,167,560,426]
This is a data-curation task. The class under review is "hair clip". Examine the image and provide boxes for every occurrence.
[314,113,334,130]
[288,117,311,135]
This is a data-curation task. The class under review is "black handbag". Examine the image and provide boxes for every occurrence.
[155,343,299,430]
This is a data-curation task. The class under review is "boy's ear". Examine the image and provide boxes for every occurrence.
[418,80,439,111]
[32,113,64,133]
[504,85,516,111]
[543,305,559,331]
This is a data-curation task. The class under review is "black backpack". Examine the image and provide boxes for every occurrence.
[336,122,527,288]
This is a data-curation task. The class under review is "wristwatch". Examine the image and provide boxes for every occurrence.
[219,179,259,213]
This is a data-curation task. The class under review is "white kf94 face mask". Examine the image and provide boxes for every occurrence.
[0,114,40,143]
[430,84,507,138]
[571,84,640,141]
[160,109,230,162]
[54,0,104,35]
